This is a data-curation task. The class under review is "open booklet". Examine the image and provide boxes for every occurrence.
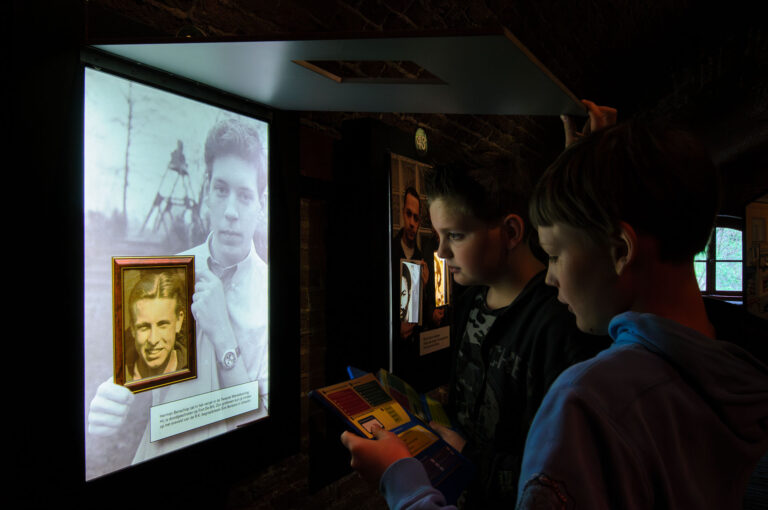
[375,368,453,429]
[310,371,474,504]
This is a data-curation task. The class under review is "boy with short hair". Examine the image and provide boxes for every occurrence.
[349,154,610,508]
[517,118,768,508]
[343,118,768,510]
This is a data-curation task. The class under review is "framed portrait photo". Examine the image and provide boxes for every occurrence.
[112,256,197,393]
[400,259,423,325]
[433,253,450,308]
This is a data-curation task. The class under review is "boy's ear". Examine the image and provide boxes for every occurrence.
[502,214,525,248]
[613,221,637,275]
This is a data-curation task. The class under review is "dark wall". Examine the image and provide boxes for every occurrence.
[14,0,85,504]
[326,119,395,380]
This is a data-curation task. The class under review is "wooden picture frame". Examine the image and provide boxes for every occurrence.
[112,256,197,393]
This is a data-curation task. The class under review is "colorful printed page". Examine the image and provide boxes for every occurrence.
[377,369,453,428]
[310,372,475,505]
[311,373,423,440]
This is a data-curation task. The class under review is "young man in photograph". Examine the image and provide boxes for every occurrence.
[125,270,188,381]
[88,118,269,461]
[184,118,269,401]
[395,186,424,263]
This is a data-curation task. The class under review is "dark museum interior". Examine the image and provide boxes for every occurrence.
[14,1,767,508]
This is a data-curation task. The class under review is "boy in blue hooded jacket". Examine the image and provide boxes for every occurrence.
[341,116,768,509]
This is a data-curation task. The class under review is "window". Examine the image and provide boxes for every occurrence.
[695,219,743,300]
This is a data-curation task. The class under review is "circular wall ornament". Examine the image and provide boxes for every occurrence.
[415,127,428,154]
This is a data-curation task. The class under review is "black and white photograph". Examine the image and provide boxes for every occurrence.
[400,260,422,324]
[84,68,270,481]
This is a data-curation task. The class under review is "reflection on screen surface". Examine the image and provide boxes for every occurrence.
[84,68,269,481]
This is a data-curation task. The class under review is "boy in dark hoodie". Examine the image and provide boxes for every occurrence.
[341,118,768,510]
[422,159,610,508]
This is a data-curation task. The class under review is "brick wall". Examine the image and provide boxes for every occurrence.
[216,119,388,510]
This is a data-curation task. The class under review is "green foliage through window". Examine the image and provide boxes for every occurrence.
[696,227,742,294]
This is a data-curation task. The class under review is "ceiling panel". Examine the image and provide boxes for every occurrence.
[94,32,585,115]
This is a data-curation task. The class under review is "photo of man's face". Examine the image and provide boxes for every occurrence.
[207,154,262,266]
[402,193,420,245]
[400,261,421,324]
[132,297,183,374]
[400,275,411,321]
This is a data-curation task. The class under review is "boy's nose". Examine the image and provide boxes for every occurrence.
[436,242,451,260]
[544,268,558,288]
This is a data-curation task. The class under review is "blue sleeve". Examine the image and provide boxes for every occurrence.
[516,373,650,510]
[379,458,458,510]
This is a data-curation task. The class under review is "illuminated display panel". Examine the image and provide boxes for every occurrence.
[84,66,270,481]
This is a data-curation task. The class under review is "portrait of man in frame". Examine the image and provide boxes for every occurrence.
[433,252,449,308]
[113,256,197,392]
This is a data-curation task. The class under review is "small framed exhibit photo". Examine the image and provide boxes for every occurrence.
[399,259,423,325]
[433,253,450,308]
[112,256,197,393]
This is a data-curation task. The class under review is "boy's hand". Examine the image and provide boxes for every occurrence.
[562,99,618,147]
[429,421,466,453]
[340,428,412,485]
[192,268,237,354]
[88,377,134,436]
[191,268,228,335]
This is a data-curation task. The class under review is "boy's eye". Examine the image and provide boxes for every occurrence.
[448,233,464,241]
[548,256,558,264]
[213,184,228,197]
